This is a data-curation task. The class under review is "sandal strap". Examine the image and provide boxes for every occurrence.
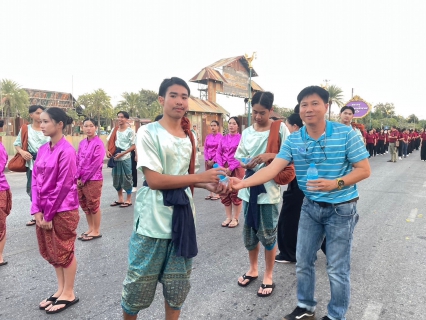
[260,283,275,289]
[242,273,257,280]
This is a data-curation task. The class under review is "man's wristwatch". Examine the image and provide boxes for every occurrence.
[336,178,345,190]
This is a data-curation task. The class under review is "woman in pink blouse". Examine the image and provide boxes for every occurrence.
[33,107,80,314]
[0,142,12,267]
[204,120,223,200]
[76,118,106,241]
[216,117,244,227]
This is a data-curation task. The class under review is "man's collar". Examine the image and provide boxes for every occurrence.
[302,120,333,141]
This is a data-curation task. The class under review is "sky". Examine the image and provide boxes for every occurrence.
[1,0,426,119]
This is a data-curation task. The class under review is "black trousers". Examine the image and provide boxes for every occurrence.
[367,143,375,157]
[421,141,426,160]
[377,140,385,154]
[131,150,137,188]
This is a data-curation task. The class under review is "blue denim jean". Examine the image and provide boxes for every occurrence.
[402,141,408,157]
[296,198,359,320]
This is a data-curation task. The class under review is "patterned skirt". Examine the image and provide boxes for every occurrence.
[36,209,80,268]
[0,189,12,241]
[78,180,103,214]
[112,158,133,192]
[220,166,245,206]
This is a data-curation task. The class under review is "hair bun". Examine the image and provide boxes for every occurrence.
[66,116,74,125]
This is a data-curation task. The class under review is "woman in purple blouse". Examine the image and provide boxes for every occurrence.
[0,142,12,267]
[204,120,222,200]
[76,118,106,241]
[216,117,244,228]
[33,107,80,314]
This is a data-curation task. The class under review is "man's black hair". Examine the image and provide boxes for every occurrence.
[252,91,274,110]
[29,105,45,113]
[159,77,190,97]
[297,86,329,104]
[117,111,130,119]
[340,106,355,114]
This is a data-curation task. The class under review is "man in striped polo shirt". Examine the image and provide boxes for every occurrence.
[231,86,371,320]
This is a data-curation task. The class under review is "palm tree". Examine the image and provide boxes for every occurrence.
[77,89,112,127]
[327,85,344,120]
[0,79,29,118]
[117,92,140,117]
[0,79,29,135]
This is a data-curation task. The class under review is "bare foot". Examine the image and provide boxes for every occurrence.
[258,276,273,295]
[39,291,61,309]
[45,293,76,312]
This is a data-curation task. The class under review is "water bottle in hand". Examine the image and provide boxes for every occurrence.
[241,157,251,165]
[306,163,318,190]
[213,163,229,187]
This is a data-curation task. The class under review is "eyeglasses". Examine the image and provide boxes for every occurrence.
[297,139,327,164]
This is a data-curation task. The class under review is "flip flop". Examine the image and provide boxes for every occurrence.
[210,196,220,200]
[119,203,132,208]
[26,219,36,226]
[221,218,232,227]
[205,195,212,200]
[45,297,79,314]
[77,233,88,240]
[257,283,275,297]
[81,235,103,241]
[39,295,58,310]
[110,201,124,207]
[0,261,8,266]
[238,273,258,287]
[228,219,239,228]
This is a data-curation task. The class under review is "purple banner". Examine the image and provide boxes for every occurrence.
[346,101,370,118]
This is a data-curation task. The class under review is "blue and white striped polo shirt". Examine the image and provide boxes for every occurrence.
[276,121,369,203]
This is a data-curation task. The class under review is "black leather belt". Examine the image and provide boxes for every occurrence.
[312,197,359,208]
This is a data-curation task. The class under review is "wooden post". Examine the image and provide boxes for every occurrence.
[207,80,216,102]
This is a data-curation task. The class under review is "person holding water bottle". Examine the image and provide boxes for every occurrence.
[234,91,290,298]
[231,86,370,320]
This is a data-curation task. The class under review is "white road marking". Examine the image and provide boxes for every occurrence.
[423,182,426,187]
[406,208,418,222]
[361,303,383,320]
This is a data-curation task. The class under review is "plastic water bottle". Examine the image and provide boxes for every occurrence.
[241,157,251,165]
[306,163,318,190]
[212,163,229,187]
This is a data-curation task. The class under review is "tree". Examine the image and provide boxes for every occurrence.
[0,79,29,118]
[273,105,293,119]
[326,85,344,120]
[77,89,113,127]
[407,114,419,123]
[373,103,396,119]
[138,89,162,120]
[116,92,140,117]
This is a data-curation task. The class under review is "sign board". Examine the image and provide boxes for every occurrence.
[221,66,249,98]
[345,96,372,119]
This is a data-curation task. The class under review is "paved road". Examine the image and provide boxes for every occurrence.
[1,152,425,319]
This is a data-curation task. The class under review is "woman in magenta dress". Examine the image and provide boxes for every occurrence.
[33,107,80,314]
[76,118,106,241]
[216,117,244,228]
[0,142,12,267]
[204,120,222,200]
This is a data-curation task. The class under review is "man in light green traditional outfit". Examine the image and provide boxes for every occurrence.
[14,105,50,226]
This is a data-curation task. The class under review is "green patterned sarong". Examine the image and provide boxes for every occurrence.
[121,232,192,315]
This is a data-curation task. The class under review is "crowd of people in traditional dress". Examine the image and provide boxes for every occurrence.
[0,77,424,320]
